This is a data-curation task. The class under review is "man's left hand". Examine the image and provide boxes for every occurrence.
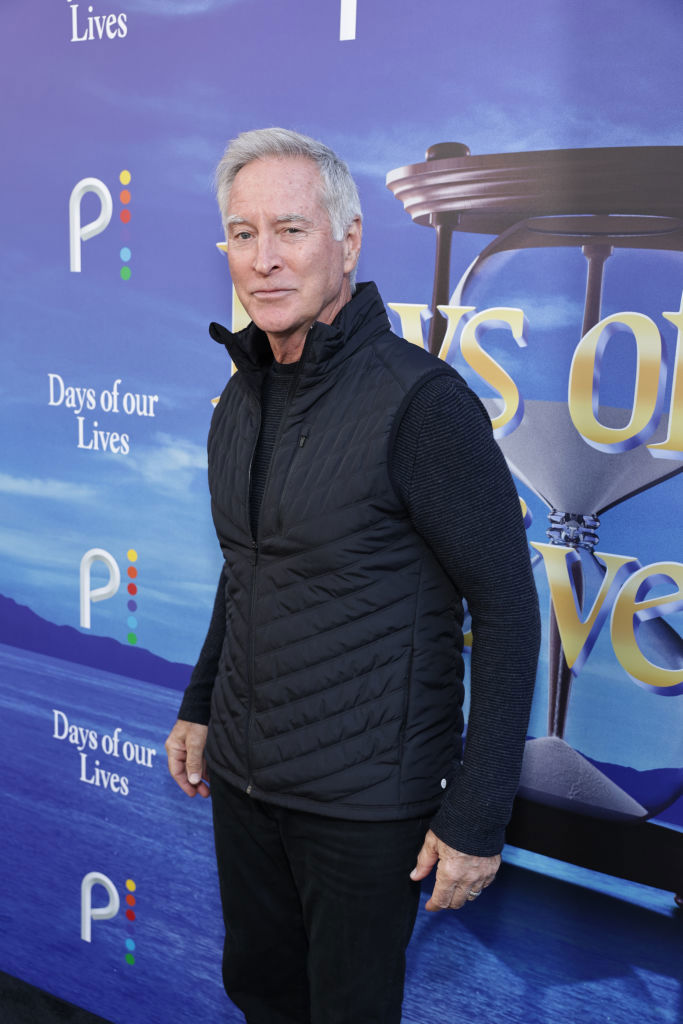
[410,829,501,911]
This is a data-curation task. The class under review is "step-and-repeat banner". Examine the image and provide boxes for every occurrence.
[1,2,681,1022]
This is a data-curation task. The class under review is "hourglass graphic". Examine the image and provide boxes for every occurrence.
[387,145,683,822]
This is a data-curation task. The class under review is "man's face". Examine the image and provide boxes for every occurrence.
[224,156,361,357]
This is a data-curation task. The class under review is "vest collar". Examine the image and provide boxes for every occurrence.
[208,282,391,389]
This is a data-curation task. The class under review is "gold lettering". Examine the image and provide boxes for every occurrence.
[456,307,526,438]
[531,543,637,672]
[568,312,664,452]
[434,305,475,362]
[386,303,430,348]
[232,283,250,333]
[647,295,683,458]
[610,561,683,690]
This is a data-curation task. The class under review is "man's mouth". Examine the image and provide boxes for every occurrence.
[251,288,293,299]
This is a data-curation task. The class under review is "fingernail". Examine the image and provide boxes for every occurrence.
[188,773,200,784]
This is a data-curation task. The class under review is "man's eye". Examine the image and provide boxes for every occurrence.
[284,227,302,235]
[235,231,252,241]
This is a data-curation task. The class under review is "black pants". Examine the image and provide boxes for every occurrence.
[211,774,428,1024]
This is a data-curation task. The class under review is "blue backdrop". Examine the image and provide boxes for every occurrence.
[1,2,681,1022]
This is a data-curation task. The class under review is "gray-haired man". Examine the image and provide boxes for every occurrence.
[165,127,539,1023]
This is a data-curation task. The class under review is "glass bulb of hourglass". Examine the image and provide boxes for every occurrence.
[449,220,683,510]
[449,220,683,821]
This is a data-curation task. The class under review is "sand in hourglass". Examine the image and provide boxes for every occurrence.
[485,397,683,820]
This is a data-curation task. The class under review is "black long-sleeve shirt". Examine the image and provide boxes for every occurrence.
[179,365,540,856]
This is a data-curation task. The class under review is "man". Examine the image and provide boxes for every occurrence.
[165,127,540,1024]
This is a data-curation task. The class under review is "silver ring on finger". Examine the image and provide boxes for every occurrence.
[466,889,482,900]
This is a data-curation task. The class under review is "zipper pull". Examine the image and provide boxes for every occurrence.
[298,426,310,448]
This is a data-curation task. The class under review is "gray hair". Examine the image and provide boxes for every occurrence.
[214,127,362,244]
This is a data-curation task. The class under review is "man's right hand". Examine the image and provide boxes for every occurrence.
[164,720,210,798]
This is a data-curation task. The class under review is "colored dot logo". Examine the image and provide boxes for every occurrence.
[124,878,136,966]
[119,170,132,281]
[127,548,138,645]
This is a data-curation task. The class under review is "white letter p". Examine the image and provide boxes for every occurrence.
[69,178,113,273]
[80,548,120,629]
[81,871,120,943]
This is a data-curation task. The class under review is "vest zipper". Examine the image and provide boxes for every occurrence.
[257,358,308,515]
[244,335,312,797]
[245,539,258,796]
[245,394,261,796]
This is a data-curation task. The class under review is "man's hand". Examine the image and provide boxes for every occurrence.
[164,720,210,798]
[410,829,501,911]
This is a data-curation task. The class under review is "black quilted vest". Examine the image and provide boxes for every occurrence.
[205,283,465,820]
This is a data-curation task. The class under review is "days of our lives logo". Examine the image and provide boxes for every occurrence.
[67,0,127,42]
[47,372,159,454]
[52,707,157,797]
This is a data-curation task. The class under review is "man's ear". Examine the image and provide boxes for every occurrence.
[343,217,362,273]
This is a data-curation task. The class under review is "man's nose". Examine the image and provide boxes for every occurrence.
[253,233,281,274]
